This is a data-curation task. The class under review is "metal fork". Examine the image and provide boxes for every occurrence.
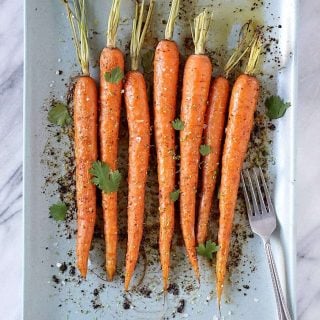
[241,167,292,320]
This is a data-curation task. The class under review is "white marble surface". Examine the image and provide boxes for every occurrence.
[0,0,23,319]
[296,1,320,319]
[0,0,319,319]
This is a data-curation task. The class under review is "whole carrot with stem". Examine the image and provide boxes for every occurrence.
[124,0,154,291]
[99,0,125,281]
[153,0,180,291]
[179,10,213,280]
[216,31,262,306]
[64,0,98,277]
[197,22,256,245]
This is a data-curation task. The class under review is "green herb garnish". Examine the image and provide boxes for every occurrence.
[172,118,185,131]
[49,202,67,221]
[170,189,180,202]
[104,66,124,84]
[200,144,211,156]
[90,161,122,193]
[265,95,291,119]
[48,102,72,127]
[196,240,219,259]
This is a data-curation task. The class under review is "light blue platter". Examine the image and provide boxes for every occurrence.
[24,0,297,319]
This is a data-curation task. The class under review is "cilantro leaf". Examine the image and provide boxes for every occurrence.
[90,161,122,193]
[142,50,155,73]
[196,240,219,260]
[49,202,67,221]
[172,118,185,131]
[48,102,72,126]
[265,95,291,119]
[200,144,211,156]
[170,189,180,202]
[104,66,124,84]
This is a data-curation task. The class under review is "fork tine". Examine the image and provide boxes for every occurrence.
[258,167,275,213]
[241,172,253,216]
[244,169,260,215]
[252,168,268,214]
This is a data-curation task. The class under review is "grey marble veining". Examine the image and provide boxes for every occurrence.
[0,0,319,319]
[0,0,23,319]
[296,1,320,319]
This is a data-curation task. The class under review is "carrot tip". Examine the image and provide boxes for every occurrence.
[124,277,130,291]
[217,300,221,319]
[77,264,88,278]
[107,273,114,282]
[195,267,200,281]
[107,266,116,281]
[163,290,168,307]
[163,289,168,298]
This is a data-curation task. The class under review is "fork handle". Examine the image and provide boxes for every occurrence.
[264,241,292,320]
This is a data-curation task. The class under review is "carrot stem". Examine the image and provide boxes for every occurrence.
[245,30,263,75]
[107,0,121,48]
[64,0,89,75]
[191,10,213,55]
[165,0,180,41]
[224,21,257,78]
[130,0,155,71]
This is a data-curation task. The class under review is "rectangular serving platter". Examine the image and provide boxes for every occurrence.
[24,0,297,319]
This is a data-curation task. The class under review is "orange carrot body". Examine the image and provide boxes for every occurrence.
[197,77,229,244]
[74,76,98,277]
[216,74,259,302]
[180,54,212,278]
[124,71,150,290]
[99,47,124,280]
[153,39,179,290]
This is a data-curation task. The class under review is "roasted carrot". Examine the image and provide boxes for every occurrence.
[64,0,98,277]
[179,10,213,279]
[197,77,229,245]
[74,77,98,277]
[154,0,180,291]
[99,0,124,281]
[124,0,154,291]
[216,32,262,305]
[196,23,255,245]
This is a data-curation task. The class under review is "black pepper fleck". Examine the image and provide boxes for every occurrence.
[59,262,67,273]
[177,299,185,313]
[52,275,60,284]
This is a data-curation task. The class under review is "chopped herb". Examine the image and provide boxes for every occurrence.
[265,95,291,119]
[196,240,219,259]
[200,144,211,156]
[104,66,124,84]
[90,161,122,193]
[48,102,72,127]
[170,189,180,202]
[142,50,154,73]
[49,202,67,221]
[172,118,185,131]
